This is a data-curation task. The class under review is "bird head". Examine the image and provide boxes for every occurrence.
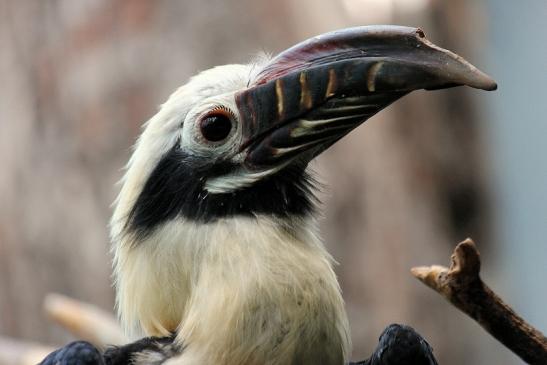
[111,25,496,244]
[109,25,496,340]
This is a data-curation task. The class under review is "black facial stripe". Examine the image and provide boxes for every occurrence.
[126,146,317,239]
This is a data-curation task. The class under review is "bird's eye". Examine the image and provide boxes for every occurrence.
[199,110,233,142]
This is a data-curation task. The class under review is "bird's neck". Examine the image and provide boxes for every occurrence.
[114,216,350,365]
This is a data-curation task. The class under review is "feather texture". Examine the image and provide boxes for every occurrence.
[115,217,350,365]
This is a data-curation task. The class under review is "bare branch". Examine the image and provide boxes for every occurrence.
[412,238,547,364]
[43,293,127,349]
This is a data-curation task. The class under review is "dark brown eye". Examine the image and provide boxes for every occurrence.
[199,111,233,142]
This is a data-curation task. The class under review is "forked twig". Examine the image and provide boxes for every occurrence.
[411,238,547,364]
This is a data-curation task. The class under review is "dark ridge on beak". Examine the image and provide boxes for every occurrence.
[236,25,497,171]
[255,26,496,91]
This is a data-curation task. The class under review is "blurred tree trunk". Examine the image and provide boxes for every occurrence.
[0,1,493,364]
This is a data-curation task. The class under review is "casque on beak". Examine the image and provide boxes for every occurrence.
[236,25,496,171]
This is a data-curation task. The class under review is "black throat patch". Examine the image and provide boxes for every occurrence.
[126,146,317,239]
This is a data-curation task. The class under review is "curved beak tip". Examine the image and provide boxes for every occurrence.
[463,66,498,91]
[414,29,497,92]
[457,69,497,91]
[480,75,498,91]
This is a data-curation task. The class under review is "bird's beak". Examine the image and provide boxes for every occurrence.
[236,26,496,171]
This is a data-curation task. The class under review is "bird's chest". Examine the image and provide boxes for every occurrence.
[125,218,350,364]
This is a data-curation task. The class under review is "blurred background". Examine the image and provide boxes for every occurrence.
[0,0,545,364]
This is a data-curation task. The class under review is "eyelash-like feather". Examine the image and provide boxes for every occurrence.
[208,105,237,120]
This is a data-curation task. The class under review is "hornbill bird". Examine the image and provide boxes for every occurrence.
[40,26,496,365]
